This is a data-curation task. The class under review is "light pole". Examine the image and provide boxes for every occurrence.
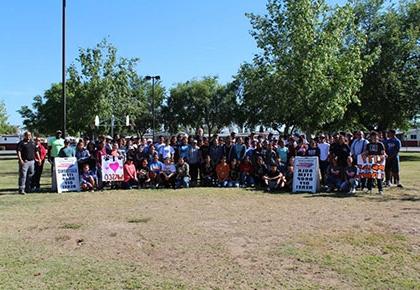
[62,0,66,137]
[145,75,160,142]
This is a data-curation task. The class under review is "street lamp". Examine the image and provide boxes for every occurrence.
[145,75,160,142]
[62,0,67,137]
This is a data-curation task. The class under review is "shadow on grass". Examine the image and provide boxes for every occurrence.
[304,193,358,199]
[400,154,420,162]
[0,187,54,196]
[366,194,420,202]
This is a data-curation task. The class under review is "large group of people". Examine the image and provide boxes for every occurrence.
[16,128,402,195]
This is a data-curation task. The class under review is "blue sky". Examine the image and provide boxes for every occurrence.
[0,0,343,126]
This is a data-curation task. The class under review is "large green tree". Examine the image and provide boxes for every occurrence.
[19,40,165,136]
[235,0,372,135]
[346,0,420,131]
[162,77,237,136]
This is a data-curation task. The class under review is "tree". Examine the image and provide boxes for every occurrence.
[162,77,237,136]
[0,100,17,134]
[346,0,420,130]
[19,40,164,136]
[235,0,372,135]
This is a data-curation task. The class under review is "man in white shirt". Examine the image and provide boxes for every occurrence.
[350,131,369,162]
[317,135,330,185]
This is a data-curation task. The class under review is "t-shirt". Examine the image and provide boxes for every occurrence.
[276,147,288,164]
[48,137,65,158]
[215,163,230,181]
[333,144,350,167]
[384,138,401,157]
[58,146,75,157]
[159,145,175,160]
[162,163,176,175]
[17,140,37,161]
[318,142,330,161]
[176,163,190,178]
[123,163,137,182]
[366,142,385,156]
[306,146,320,157]
[267,169,281,179]
[179,144,190,159]
[149,161,163,173]
[345,166,358,179]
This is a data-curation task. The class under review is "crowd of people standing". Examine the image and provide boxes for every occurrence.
[16,128,402,195]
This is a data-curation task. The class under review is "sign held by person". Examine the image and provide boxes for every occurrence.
[293,157,320,193]
[102,156,124,181]
[54,157,80,193]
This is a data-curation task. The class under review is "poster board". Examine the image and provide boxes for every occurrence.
[54,157,80,193]
[292,157,320,193]
[357,155,386,179]
[102,155,124,182]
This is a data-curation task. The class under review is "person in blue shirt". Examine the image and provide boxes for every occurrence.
[384,130,402,187]
[178,137,191,161]
[149,153,163,188]
[58,139,76,157]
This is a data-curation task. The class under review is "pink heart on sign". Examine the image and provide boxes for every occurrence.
[109,162,120,173]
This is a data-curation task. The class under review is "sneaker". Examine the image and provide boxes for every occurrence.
[397,184,403,188]
[378,190,384,195]
[350,188,356,194]
[18,190,26,195]
[367,190,372,195]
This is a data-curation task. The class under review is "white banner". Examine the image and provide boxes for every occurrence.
[54,157,80,193]
[102,156,124,182]
[292,157,320,193]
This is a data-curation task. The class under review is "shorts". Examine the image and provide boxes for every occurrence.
[386,156,400,173]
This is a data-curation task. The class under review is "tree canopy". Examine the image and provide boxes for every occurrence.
[0,100,18,135]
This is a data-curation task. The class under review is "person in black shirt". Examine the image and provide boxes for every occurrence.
[16,131,40,194]
[364,131,386,195]
[263,164,285,192]
[331,135,350,168]
[306,139,321,158]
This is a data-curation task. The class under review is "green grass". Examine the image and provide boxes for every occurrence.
[277,232,419,289]
[127,217,152,223]
[60,223,83,230]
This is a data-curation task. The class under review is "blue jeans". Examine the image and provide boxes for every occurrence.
[176,177,190,189]
[240,173,255,187]
[340,179,359,192]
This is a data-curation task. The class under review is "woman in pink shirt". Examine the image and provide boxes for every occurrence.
[123,158,137,189]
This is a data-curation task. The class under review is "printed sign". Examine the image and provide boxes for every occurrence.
[102,156,124,181]
[292,157,320,193]
[54,157,80,193]
[357,155,386,179]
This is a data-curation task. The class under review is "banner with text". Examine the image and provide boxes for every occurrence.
[292,157,320,193]
[54,157,80,193]
[102,156,124,182]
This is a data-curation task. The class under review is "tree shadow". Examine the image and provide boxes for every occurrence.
[400,154,420,162]
[304,193,358,199]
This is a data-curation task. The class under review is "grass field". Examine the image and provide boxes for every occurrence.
[0,154,419,289]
